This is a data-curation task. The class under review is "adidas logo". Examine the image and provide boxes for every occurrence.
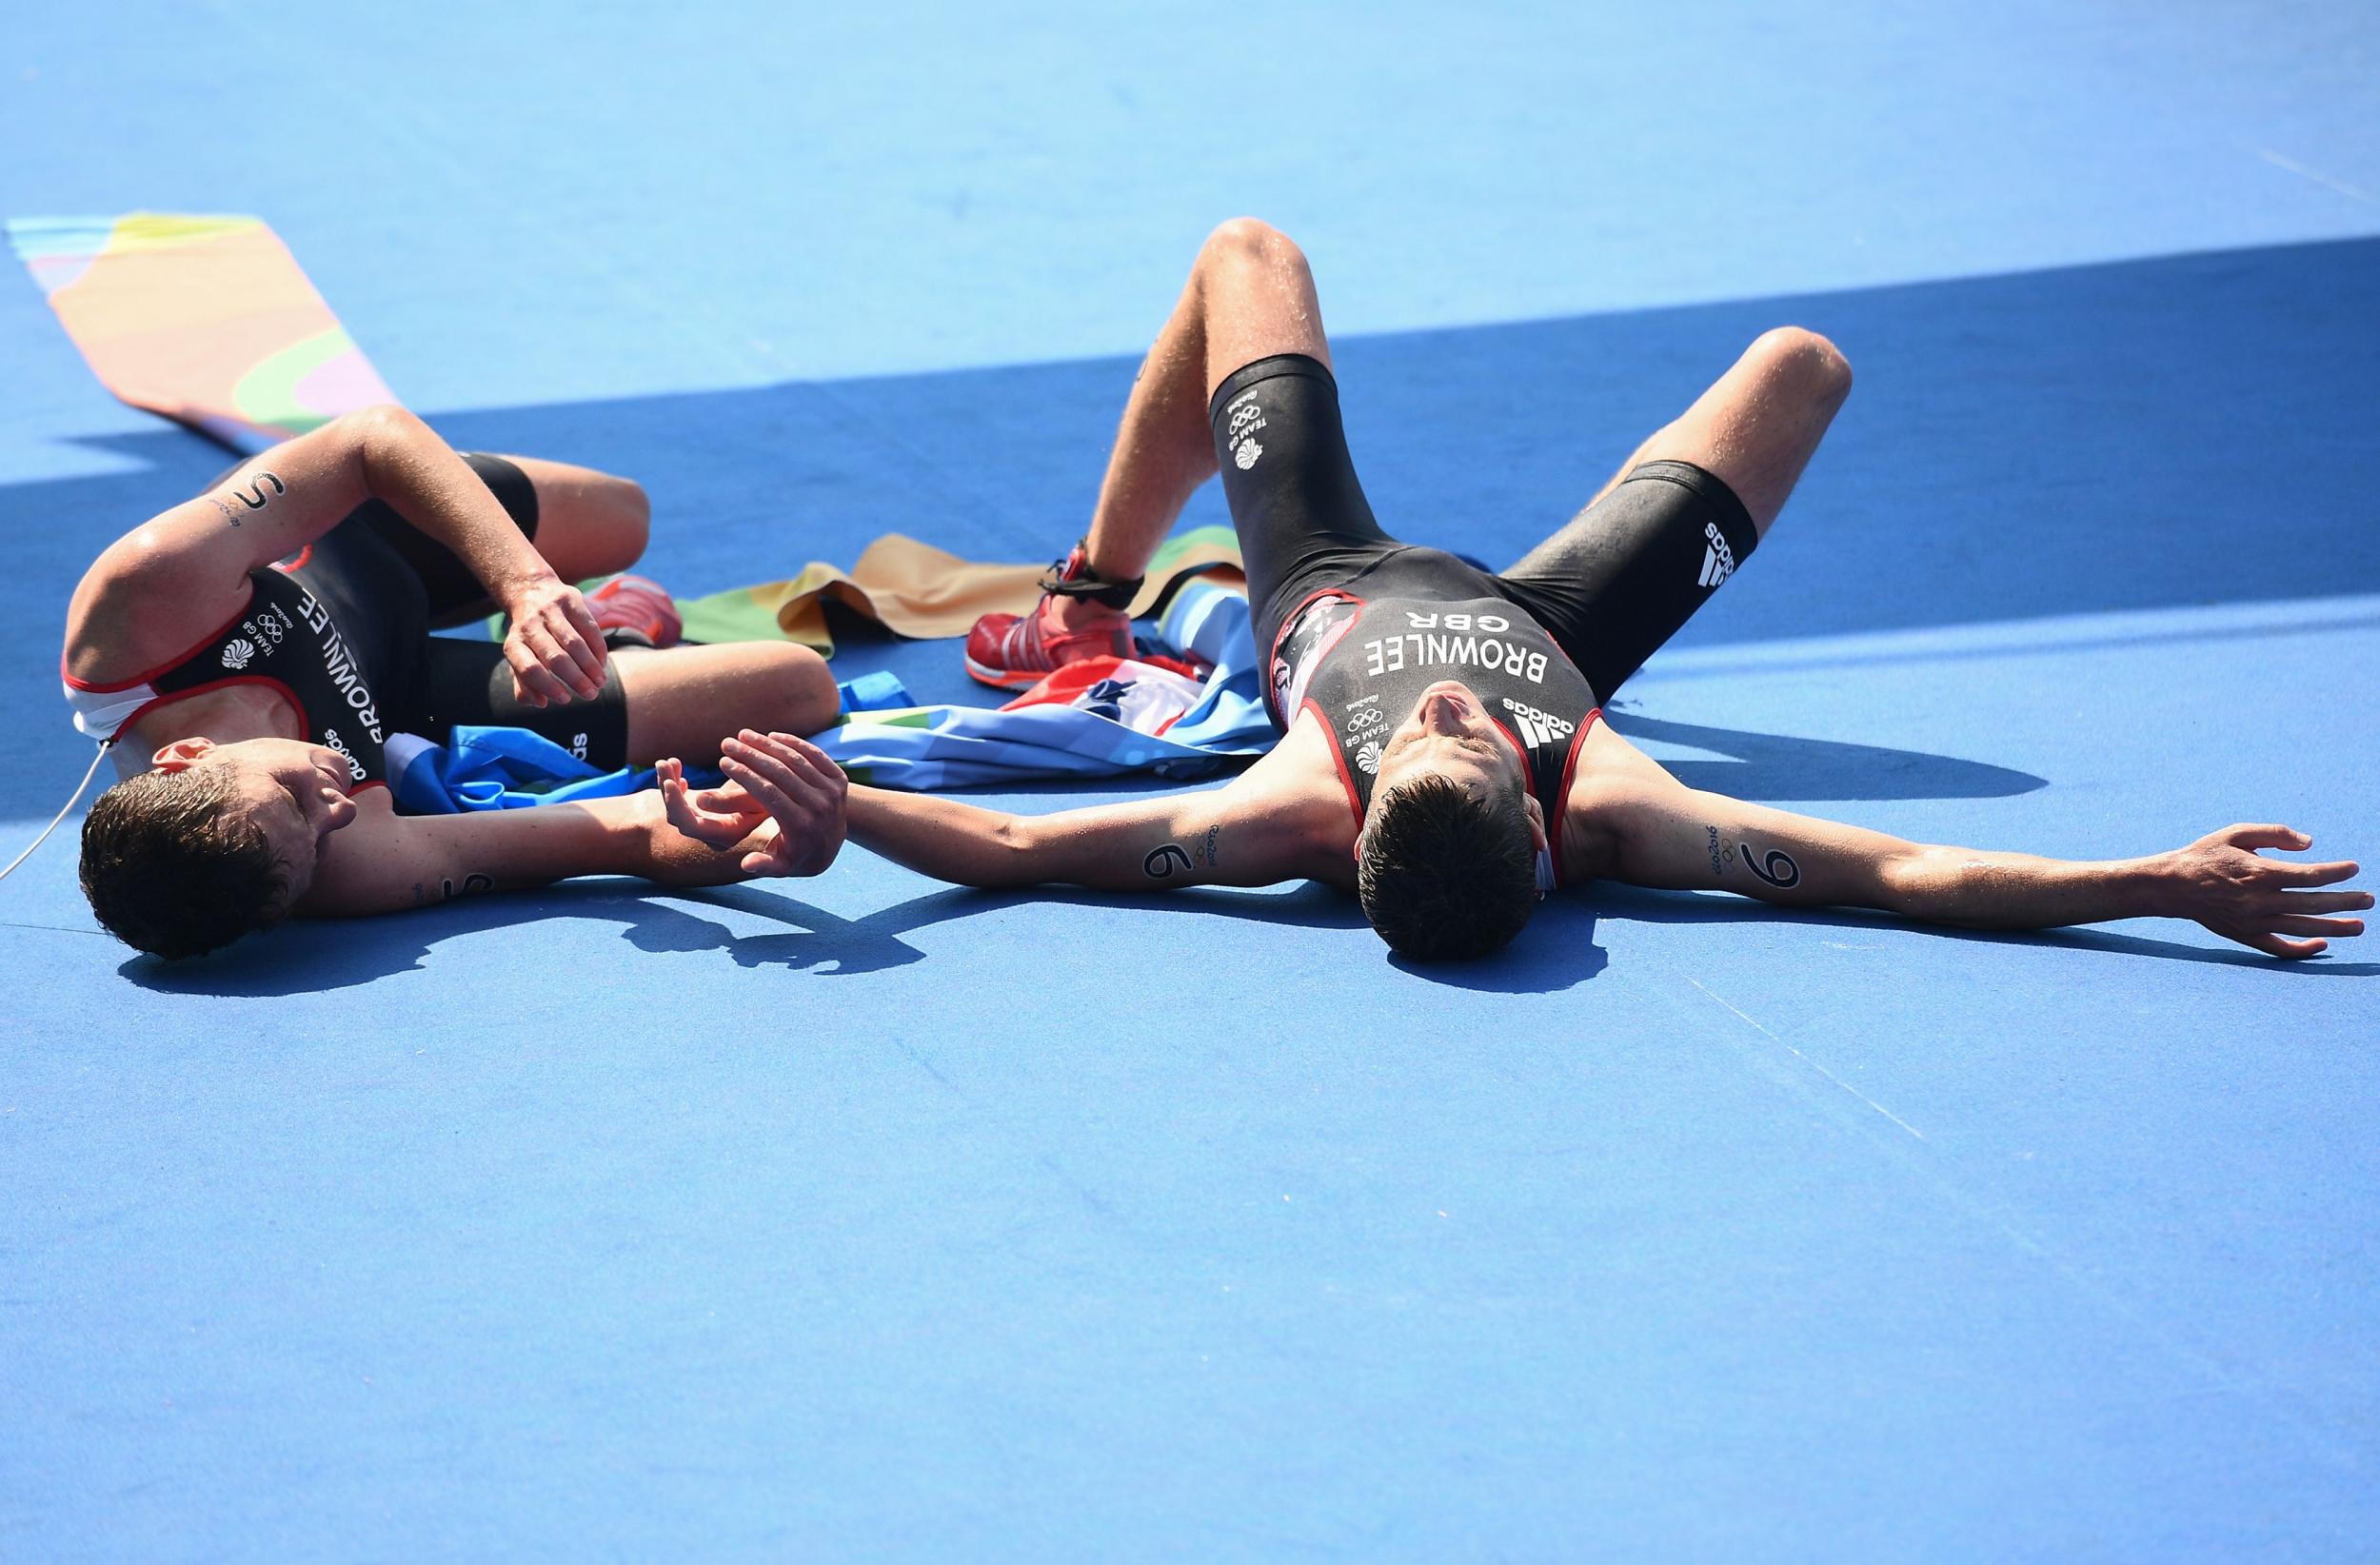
[220,636,258,670]
[1500,697,1577,751]
[322,728,365,781]
[1697,522,1736,588]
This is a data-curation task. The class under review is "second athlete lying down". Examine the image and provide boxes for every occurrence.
[664,220,2367,962]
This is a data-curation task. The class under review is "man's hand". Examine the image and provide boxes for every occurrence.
[2155,823,2368,958]
[502,573,607,707]
[658,729,847,878]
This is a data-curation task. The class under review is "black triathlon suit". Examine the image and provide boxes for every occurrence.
[1209,354,1759,885]
[63,453,630,792]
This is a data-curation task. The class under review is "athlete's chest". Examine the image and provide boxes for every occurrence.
[1328,599,1567,690]
[111,565,399,782]
[1290,596,1586,724]
[1294,599,1593,792]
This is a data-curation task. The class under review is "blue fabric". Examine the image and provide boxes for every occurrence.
[386,590,1272,807]
[387,728,693,814]
[388,669,916,812]
[812,578,1272,789]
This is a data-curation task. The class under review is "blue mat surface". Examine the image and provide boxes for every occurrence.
[3,3,2376,1559]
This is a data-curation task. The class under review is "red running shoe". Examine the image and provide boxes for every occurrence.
[587,573,683,648]
[963,545,1139,688]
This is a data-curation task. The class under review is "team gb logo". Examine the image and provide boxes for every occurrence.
[220,637,258,670]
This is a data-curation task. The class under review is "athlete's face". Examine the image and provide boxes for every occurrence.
[150,736,359,899]
[1361,680,1549,852]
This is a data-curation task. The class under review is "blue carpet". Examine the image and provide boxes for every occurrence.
[2,3,2375,1559]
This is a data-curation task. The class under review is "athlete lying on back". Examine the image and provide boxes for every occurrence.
[663,220,2368,961]
[68,406,845,958]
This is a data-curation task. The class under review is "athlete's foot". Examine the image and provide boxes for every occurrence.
[963,545,1140,688]
[964,595,1137,688]
[587,572,683,648]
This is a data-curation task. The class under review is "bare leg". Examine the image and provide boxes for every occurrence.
[615,643,839,765]
[1496,328,1854,697]
[503,456,651,579]
[1579,327,1853,540]
[426,456,652,627]
[1058,219,1335,628]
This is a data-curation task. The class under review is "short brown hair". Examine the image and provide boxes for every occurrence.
[1356,772,1538,961]
[79,767,292,959]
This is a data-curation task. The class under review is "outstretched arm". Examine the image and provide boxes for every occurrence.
[1591,771,2368,959]
[664,731,1345,893]
[298,748,843,918]
[844,785,1308,892]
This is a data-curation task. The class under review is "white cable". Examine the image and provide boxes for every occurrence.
[0,743,114,882]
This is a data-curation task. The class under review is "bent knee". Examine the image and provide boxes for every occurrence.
[759,643,838,731]
[1200,216,1306,272]
[588,477,651,573]
[1747,327,1853,406]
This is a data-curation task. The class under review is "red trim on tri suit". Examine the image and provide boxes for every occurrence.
[1482,713,1554,883]
[99,675,309,744]
[60,584,262,692]
[1264,586,1365,727]
[1545,707,1601,890]
[1486,716,1528,770]
[109,676,388,794]
[1301,697,1365,827]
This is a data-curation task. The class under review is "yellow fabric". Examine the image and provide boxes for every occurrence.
[687,530,1246,653]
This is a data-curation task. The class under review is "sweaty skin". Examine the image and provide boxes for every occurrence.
[691,716,2369,961]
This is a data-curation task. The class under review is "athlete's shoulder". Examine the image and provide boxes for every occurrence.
[1224,709,1360,881]
[65,503,261,684]
[1554,723,1691,879]
[1564,719,1675,790]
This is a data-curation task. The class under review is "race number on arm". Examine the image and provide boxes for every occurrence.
[1574,732,2366,958]
[801,731,1350,894]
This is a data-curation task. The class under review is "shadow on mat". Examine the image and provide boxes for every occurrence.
[114,882,664,998]
[1389,895,1608,994]
[118,876,1621,997]
[120,872,2370,997]
[628,880,1376,978]
[116,881,1018,996]
[1587,883,2380,975]
[1601,712,2044,802]
[119,878,1368,996]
